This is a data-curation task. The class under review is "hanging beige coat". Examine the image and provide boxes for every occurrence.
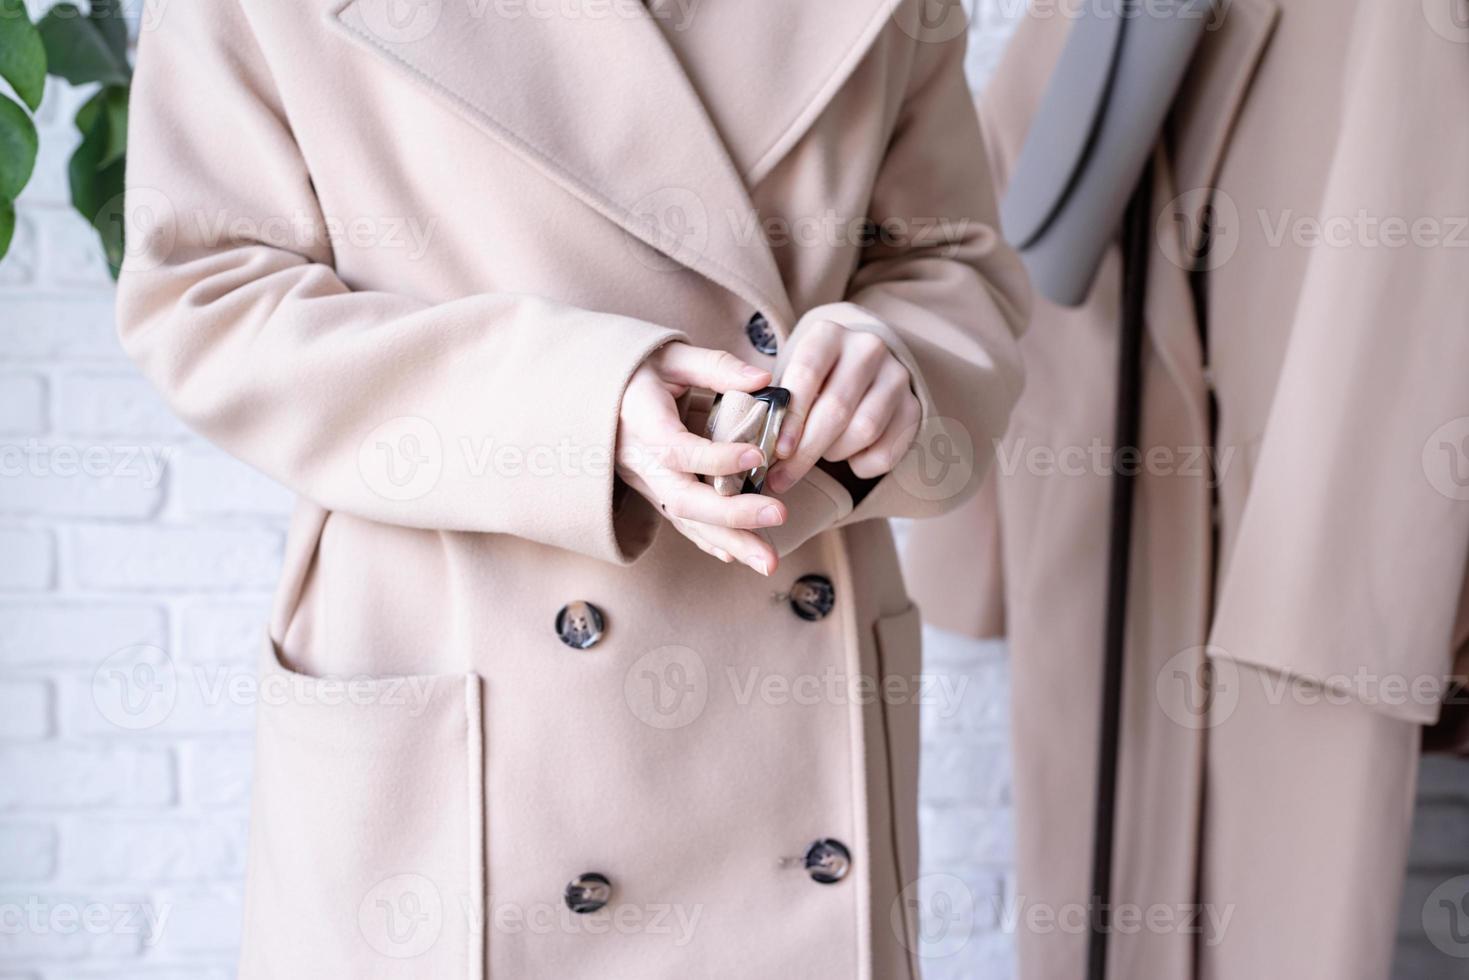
[904,0,1469,977]
[115,0,1028,978]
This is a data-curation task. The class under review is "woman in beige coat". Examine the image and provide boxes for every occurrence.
[116,0,1027,977]
[906,1,1469,978]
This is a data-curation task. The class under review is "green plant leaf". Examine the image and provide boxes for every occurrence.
[69,92,109,217]
[91,163,125,277]
[0,94,38,200]
[0,197,15,261]
[38,3,129,87]
[75,84,126,165]
[74,84,101,128]
[69,98,125,276]
[88,0,129,68]
[0,0,47,111]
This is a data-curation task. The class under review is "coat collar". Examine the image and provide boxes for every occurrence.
[1136,0,1277,427]
[327,0,902,329]
[1167,0,1278,257]
[1130,0,1275,460]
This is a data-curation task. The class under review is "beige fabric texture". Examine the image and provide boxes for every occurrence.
[115,0,1028,977]
[1198,664,1419,980]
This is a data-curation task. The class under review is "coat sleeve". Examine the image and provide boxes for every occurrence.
[764,19,1030,558]
[1208,1,1469,721]
[116,0,685,566]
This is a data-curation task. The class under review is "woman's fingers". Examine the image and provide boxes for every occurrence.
[616,348,784,576]
[644,430,764,478]
[658,474,786,530]
[774,319,843,458]
[653,342,770,393]
[848,392,922,479]
[823,359,911,462]
[647,463,784,576]
[622,470,778,575]
[622,330,914,572]
[672,520,735,564]
[672,518,780,577]
[619,467,780,574]
[768,331,889,492]
[620,367,763,478]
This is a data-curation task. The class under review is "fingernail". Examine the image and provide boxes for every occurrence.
[738,449,764,469]
[758,505,783,526]
[777,434,796,457]
[747,555,770,576]
[767,470,791,493]
[740,364,767,378]
[714,548,732,562]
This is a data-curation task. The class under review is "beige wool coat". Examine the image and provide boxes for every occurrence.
[115,0,1028,977]
[904,0,1469,977]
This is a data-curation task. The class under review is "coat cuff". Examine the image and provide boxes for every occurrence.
[572,323,688,566]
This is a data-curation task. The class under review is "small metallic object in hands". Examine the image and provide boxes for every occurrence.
[704,386,790,496]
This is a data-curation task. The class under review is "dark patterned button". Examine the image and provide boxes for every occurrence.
[564,872,612,913]
[789,574,836,622]
[745,312,778,356]
[555,601,606,649]
[804,839,852,884]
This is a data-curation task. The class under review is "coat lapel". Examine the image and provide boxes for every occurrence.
[1167,0,1279,257]
[1140,0,1279,436]
[641,0,905,186]
[328,0,899,330]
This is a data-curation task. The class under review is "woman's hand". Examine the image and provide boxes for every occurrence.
[617,342,787,575]
[765,320,920,493]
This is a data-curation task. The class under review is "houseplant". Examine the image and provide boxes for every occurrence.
[0,0,131,275]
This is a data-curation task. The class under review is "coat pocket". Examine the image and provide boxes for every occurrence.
[239,632,485,980]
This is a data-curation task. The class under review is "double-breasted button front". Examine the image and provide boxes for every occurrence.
[555,601,606,649]
[804,839,852,884]
[745,312,778,356]
[564,872,612,913]
[789,574,836,621]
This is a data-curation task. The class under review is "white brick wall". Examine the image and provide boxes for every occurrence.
[1,41,284,969]
[1,4,1464,979]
